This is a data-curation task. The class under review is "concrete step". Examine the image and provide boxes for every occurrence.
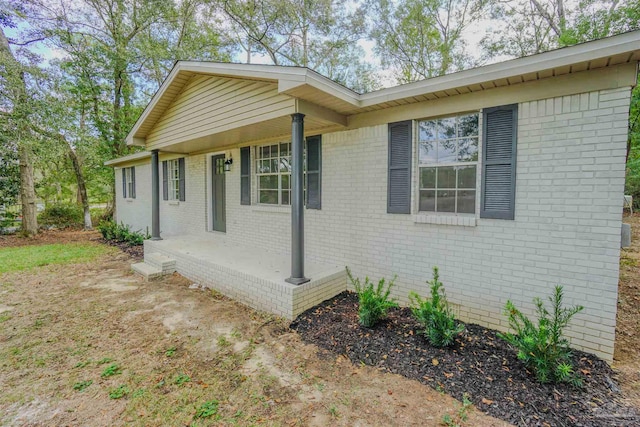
[145,252,176,274]
[132,262,163,281]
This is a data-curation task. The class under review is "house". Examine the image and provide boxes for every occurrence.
[106,31,640,362]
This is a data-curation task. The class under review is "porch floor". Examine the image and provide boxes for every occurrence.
[143,235,347,319]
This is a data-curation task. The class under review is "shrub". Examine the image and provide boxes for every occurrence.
[346,266,398,328]
[498,285,584,386]
[38,203,83,228]
[97,220,148,246]
[409,267,464,348]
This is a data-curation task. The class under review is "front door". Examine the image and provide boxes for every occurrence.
[211,155,226,232]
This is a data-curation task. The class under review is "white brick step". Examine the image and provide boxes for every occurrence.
[132,262,163,281]
[145,252,176,274]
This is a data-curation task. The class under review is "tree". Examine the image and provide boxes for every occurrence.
[16,0,232,217]
[221,0,378,92]
[368,0,489,84]
[0,24,39,235]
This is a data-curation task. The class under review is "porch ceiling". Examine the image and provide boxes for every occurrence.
[125,30,640,154]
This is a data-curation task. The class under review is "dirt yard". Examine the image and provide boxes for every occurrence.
[0,231,508,426]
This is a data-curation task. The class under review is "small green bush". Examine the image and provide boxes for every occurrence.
[38,203,83,228]
[498,285,584,386]
[410,267,464,348]
[346,266,398,328]
[97,220,148,246]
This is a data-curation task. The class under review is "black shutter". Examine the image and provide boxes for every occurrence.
[178,157,186,202]
[131,167,136,199]
[481,104,518,220]
[387,121,412,214]
[240,147,251,205]
[122,168,127,198]
[162,161,168,201]
[306,135,321,210]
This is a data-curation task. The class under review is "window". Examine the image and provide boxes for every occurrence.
[417,113,479,214]
[162,158,185,201]
[254,137,322,208]
[167,159,180,200]
[122,167,135,199]
[256,142,300,205]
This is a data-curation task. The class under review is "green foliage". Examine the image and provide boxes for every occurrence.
[109,384,130,399]
[72,380,93,391]
[101,363,122,378]
[195,400,219,418]
[97,220,148,246]
[498,286,584,386]
[0,243,109,274]
[174,373,191,385]
[38,203,83,228]
[346,266,398,328]
[409,267,464,348]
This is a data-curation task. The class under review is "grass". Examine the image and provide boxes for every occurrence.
[0,243,110,274]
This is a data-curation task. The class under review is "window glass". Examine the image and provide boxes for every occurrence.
[256,142,303,206]
[418,113,479,214]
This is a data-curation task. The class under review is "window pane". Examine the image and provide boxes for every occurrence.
[457,190,476,213]
[270,144,278,155]
[279,157,291,173]
[437,139,457,163]
[260,146,269,158]
[437,190,455,212]
[281,190,290,205]
[419,190,436,211]
[419,120,437,141]
[280,142,290,157]
[419,141,437,163]
[458,114,479,137]
[420,168,436,188]
[458,137,479,162]
[259,175,278,189]
[437,167,456,188]
[457,165,476,188]
[271,158,279,173]
[259,190,278,204]
[281,174,290,190]
[438,118,456,139]
[259,160,270,173]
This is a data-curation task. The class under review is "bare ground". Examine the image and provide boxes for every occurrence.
[0,230,508,426]
[614,213,640,408]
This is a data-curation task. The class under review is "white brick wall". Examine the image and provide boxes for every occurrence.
[116,86,631,361]
[114,163,152,234]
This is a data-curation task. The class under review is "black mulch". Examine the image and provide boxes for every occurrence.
[102,239,144,260]
[291,292,640,427]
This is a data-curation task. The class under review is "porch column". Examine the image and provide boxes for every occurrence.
[286,113,310,285]
[151,149,162,240]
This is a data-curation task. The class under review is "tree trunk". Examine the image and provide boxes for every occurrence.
[0,27,38,235]
[18,143,38,235]
[67,144,92,230]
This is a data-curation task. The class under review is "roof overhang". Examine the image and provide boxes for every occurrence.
[123,30,640,154]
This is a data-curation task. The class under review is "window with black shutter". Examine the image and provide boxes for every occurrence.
[306,135,321,210]
[240,147,251,205]
[388,121,412,214]
[481,104,518,220]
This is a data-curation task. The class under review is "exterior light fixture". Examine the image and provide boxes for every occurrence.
[224,157,233,172]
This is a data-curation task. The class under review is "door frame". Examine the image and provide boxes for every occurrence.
[206,151,227,233]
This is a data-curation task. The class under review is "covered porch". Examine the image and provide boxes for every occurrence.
[137,234,346,319]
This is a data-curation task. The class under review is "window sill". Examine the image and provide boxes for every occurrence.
[167,201,180,206]
[125,198,134,203]
[413,214,477,227]
[251,205,290,214]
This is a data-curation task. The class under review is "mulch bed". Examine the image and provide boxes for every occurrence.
[101,239,144,260]
[291,292,640,427]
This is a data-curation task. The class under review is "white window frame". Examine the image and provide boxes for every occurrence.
[167,159,180,201]
[416,112,480,215]
[124,167,134,199]
[255,142,307,206]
